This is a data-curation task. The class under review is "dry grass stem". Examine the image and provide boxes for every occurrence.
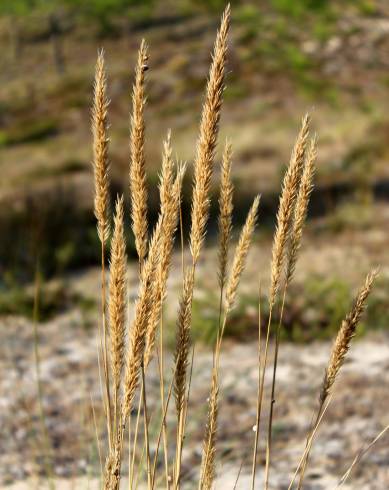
[174,267,195,417]
[103,432,122,490]
[250,280,262,490]
[269,114,310,307]
[264,136,316,488]
[123,160,185,415]
[285,136,317,284]
[173,8,230,484]
[144,159,186,366]
[256,116,310,490]
[218,140,234,291]
[108,197,127,410]
[159,130,175,212]
[224,195,260,314]
[189,4,230,263]
[296,269,378,489]
[92,49,111,244]
[200,196,259,490]
[337,423,389,488]
[130,39,149,266]
[199,142,235,488]
[174,1,231,387]
[199,373,219,490]
[320,269,378,403]
[85,9,383,490]
[92,48,113,451]
[122,228,159,420]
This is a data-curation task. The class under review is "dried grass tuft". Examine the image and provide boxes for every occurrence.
[92,49,111,244]
[108,196,127,397]
[144,155,186,366]
[87,8,381,490]
[225,195,260,313]
[189,4,230,264]
[218,140,234,291]
[285,136,316,285]
[129,39,149,266]
[173,267,195,415]
[320,269,378,403]
[269,114,310,307]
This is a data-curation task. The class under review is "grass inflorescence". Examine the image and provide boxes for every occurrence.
[88,5,382,489]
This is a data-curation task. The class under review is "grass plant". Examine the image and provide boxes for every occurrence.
[88,5,382,489]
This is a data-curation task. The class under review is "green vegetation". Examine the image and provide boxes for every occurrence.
[187,273,389,345]
[0,278,95,321]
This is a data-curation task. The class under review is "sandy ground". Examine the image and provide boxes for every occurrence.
[1,304,389,489]
[1,220,389,489]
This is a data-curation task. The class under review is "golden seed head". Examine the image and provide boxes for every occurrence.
[285,135,317,285]
[108,196,127,393]
[225,195,260,313]
[320,269,378,403]
[92,49,111,244]
[269,114,310,307]
[144,149,185,366]
[129,39,149,265]
[218,140,234,291]
[189,5,230,263]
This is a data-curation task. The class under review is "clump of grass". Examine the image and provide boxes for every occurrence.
[86,5,382,490]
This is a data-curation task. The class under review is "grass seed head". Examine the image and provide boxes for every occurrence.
[269,114,310,307]
[129,39,149,265]
[92,49,111,244]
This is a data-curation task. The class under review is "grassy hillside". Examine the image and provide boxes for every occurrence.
[0,0,388,279]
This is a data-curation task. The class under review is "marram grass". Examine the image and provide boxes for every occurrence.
[90,5,382,490]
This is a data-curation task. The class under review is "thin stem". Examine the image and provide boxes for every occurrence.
[337,424,389,488]
[264,286,287,489]
[296,405,324,489]
[101,241,112,450]
[151,360,178,489]
[133,442,146,490]
[175,347,195,490]
[141,362,152,490]
[214,280,225,367]
[179,199,185,280]
[250,280,262,490]
[130,393,143,490]
[157,315,170,489]
[252,305,274,470]
[174,261,195,489]
[174,410,184,489]
[233,459,245,490]
[128,418,132,490]
[287,396,332,490]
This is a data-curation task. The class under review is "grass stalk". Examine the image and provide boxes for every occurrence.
[86,9,383,490]
[336,424,389,488]
[250,280,262,490]
[264,288,286,488]
[140,363,152,489]
[157,316,170,489]
[295,269,378,488]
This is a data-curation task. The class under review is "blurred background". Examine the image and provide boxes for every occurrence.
[0,0,389,488]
